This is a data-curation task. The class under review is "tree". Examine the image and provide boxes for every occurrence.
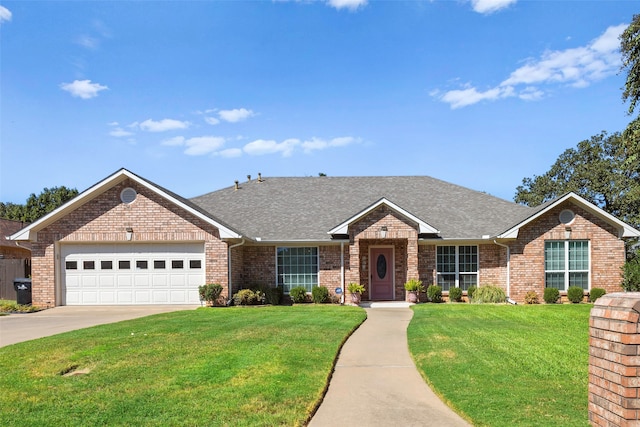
[514,131,640,230]
[620,15,640,160]
[0,186,78,223]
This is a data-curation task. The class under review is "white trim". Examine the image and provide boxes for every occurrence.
[435,244,479,291]
[9,169,242,241]
[328,198,439,235]
[275,245,320,293]
[544,240,590,291]
[498,193,640,239]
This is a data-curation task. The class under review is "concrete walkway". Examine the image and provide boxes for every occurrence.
[309,307,471,427]
[0,305,199,348]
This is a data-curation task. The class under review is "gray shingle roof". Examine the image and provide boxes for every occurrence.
[190,176,535,241]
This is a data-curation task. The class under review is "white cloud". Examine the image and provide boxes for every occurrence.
[60,79,108,99]
[327,0,367,11]
[243,139,300,157]
[218,108,255,123]
[161,135,224,156]
[139,118,190,132]
[205,116,220,125]
[436,24,626,109]
[0,5,12,23]
[301,136,360,153]
[109,127,134,137]
[184,136,225,156]
[161,136,186,146]
[218,148,243,158]
[470,0,516,14]
[75,35,99,49]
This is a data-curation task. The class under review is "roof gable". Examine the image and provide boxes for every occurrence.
[10,169,242,241]
[497,192,640,239]
[328,198,439,235]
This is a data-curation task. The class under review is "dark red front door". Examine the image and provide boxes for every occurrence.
[370,248,393,300]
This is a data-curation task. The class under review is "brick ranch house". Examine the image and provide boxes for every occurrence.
[9,168,640,307]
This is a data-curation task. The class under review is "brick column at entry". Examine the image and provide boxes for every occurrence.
[589,292,640,426]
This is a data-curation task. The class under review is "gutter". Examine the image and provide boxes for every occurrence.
[340,242,345,304]
[227,238,245,304]
[493,240,516,304]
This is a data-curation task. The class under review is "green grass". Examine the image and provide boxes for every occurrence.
[408,304,591,427]
[0,299,40,313]
[0,305,366,426]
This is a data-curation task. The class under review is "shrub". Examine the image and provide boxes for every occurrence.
[589,287,606,303]
[233,289,264,306]
[448,287,463,302]
[251,284,283,305]
[467,286,477,301]
[524,291,539,304]
[543,287,560,304]
[427,285,442,303]
[289,286,308,303]
[0,300,40,313]
[567,286,584,303]
[311,286,330,304]
[472,285,506,304]
[198,283,223,305]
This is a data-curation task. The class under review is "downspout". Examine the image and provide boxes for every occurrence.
[340,241,345,304]
[227,238,245,304]
[494,240,516,304]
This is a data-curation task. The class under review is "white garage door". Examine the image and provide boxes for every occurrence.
[61,243,205,305]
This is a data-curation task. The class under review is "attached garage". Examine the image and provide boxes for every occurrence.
[61,243,205,305]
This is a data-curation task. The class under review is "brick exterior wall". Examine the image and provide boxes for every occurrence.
[589,293,640,426]
[508,202,625,303]
[31,179,229,307]
[235,245,275,289]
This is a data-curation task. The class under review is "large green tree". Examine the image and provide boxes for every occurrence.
[514,131,640,230]
[620,14,640,160]
[0,186,78,223]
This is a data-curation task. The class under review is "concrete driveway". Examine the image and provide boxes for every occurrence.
[0,305,199,348]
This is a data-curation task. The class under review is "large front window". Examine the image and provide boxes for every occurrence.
[436,245,478,291]
[277,247,319,293]
[545,241,589,290]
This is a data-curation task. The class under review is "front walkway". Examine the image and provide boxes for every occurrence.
[309,306,471,427]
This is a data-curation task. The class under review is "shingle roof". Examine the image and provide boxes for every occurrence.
[190,176,534,241]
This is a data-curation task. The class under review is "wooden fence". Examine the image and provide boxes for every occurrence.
[0,259,28,300]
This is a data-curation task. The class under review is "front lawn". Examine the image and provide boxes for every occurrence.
[0,305,366,426]
[408,304,591,427]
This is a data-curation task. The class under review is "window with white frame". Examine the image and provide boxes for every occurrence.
[277,247,319,293]
[436,245,478,291]
[545,240,589,290]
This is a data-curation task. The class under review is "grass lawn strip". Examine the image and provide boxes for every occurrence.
[408,304,591,427]
[0,305,366,426]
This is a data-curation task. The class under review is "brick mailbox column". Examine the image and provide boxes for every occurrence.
[589,292,640,426]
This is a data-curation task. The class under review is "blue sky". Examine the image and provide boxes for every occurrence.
[1,1,636,204]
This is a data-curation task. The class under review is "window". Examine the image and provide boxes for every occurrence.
[154,260,166,269]
[189,260,202,269]
[545,240,589,290]
[101,261,113,270]
[436,246,478,291]
[172,260,184,269]
[65,261,78,270]
[136,260,148,270]
[119,260,131,270]
[277,247,318,293]
[83,261,95,270]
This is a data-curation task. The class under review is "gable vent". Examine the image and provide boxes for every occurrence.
[120,187,137,204]
[559,209,575,225]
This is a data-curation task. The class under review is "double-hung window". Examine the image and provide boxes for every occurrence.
[436,245,478,291]
[277,247,319,293]
[545,241,589,290]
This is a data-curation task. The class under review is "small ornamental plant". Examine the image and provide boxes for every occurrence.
[567,286,584,303]
[427,285,443,303]
[471,285,506,304]
[524,291,540,304]
[404,279,424,292]
[589,288,606,303]
[543,287,560,304]
[289,286,308,304]
[467,286,477,301]
[347,282,365,294]
[311,286,330,304]
[199,283,223,306]
[448,287,463,302]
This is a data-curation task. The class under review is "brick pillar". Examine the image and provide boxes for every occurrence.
[589,292,640,426]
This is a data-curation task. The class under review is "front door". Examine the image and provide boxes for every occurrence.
[370,247,393,300]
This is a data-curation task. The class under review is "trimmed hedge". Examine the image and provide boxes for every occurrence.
[567,286,584,303]
[543,288,560,304]
[427,285,443,303]
[589,288,606,303]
